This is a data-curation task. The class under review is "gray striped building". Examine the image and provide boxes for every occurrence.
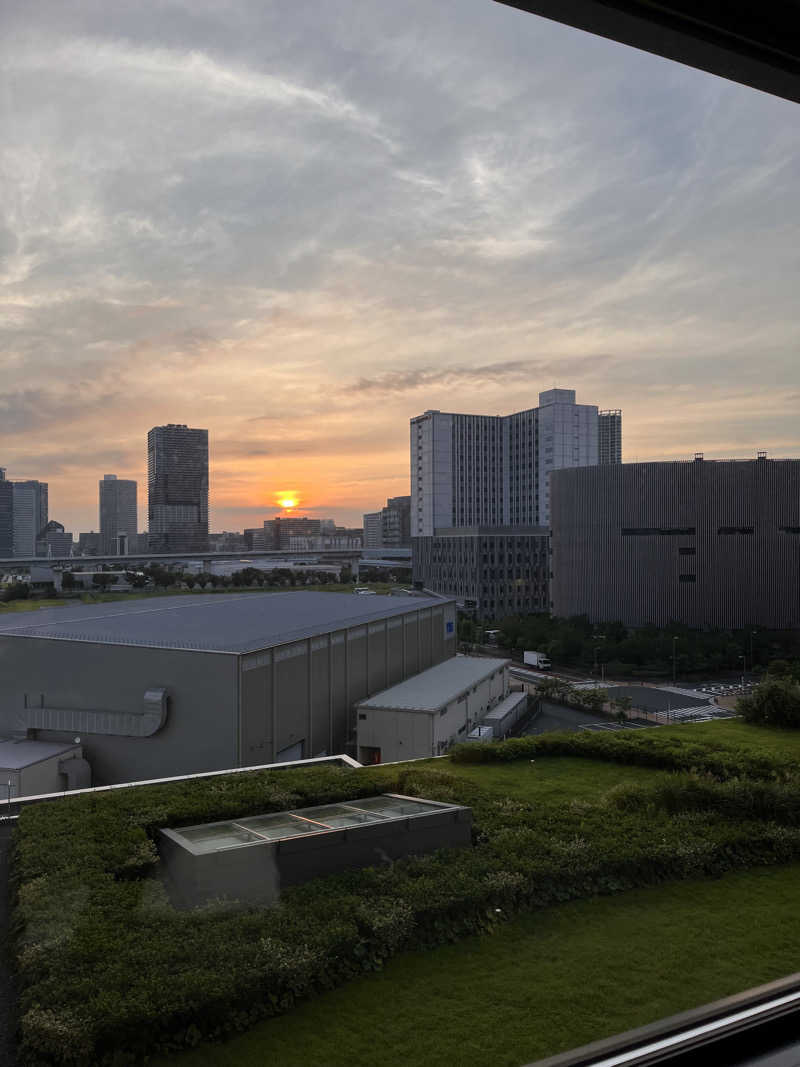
[0,592,456,786]
[551,457,800,629]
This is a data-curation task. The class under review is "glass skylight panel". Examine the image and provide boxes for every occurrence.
[347,796,434,817]
[178,822,262,853]
[301,803,386,829]
[163,796,456,854]
[237,814,320,840]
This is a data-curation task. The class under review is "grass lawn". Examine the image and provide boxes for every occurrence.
[659,718,800,760]
[0,597,66,613]
[426,753,677,803]
[159,863,800,1067]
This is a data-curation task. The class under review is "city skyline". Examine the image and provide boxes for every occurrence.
[3,0,799,535]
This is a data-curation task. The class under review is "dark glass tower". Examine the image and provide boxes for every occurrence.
[0,469,12,557]
[147,425,209,553]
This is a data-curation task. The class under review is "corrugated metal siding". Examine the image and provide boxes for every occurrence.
[551,460,800,628]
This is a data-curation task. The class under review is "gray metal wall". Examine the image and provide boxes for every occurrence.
[0,638,239,785]
[239,602,455,764]
[551,459,800,628]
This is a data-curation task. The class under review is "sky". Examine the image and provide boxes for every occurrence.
[2,0,799,535]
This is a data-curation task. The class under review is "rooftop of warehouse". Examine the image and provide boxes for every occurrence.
[357,655,509,713]
[0,592,451,654]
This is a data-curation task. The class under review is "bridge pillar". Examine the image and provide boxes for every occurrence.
[202,558,212,573]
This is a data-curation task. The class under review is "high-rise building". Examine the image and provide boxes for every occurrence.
[410,389,620,617]
[12,480,48,557]
[598,410,623,464]
[0,469,12,558]
[147,425,209,553]
[411,388,618,536]
[363,512,383,549]
[381,496,411,548]
[99,474,138,555]
[551,455,800,629]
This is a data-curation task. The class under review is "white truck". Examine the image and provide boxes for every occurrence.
[523,650,551,669]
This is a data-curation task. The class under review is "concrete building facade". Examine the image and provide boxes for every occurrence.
[147,424,209,553]
[411,388,619,537]
[551,456,800,629]
[599,410,623,465]
[35,521,73,558]
[413,526,550,620]
[99,475,138,555]
[0,592,457,786]
[263,516,321,549]
[381,496,411,548]
[363,512,382,549]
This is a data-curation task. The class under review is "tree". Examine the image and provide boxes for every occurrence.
[92,573,117,591]
[3,581,29,602]
[738,678,800,728]
[575,688,607,713]
[611,695,633,724]
[61,571,76,590]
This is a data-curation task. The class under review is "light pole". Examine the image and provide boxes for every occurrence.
[672,636,678,685]
[594,633,606,681]
[750,630,757,676]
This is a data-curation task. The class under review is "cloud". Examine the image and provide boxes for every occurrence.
[348,356,614,396]
[1,0,798,533]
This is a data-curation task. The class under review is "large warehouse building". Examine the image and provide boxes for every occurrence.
[551,457,800,629]
[0,591,456,787]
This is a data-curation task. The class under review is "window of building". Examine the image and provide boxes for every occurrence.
[679,574,696,582]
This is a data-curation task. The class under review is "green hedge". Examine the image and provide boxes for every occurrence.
[450,730,796,780]
[12,752,800,1065]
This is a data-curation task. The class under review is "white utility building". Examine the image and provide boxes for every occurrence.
[356,655,526,763]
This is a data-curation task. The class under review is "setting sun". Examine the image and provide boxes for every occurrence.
[276,493,299,511]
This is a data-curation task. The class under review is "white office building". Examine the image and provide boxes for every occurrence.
[411,388,618,535]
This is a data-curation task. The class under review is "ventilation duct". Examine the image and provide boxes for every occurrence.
[19,688,168,738]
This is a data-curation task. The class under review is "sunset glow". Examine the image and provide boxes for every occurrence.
[277,494,299,511]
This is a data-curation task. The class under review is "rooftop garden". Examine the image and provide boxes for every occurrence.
[12,719,800,1065]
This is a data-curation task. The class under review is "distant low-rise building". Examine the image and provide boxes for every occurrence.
[35,520,73,558]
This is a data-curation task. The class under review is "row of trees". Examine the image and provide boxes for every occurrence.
[488,613,799,678]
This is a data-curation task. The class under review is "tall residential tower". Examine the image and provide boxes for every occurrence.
[147,425,209,553]
[99,475,138,555]
[411,388,619,535]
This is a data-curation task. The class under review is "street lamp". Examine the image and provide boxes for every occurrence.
[594,634,606,682]
[672,636,678,684]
